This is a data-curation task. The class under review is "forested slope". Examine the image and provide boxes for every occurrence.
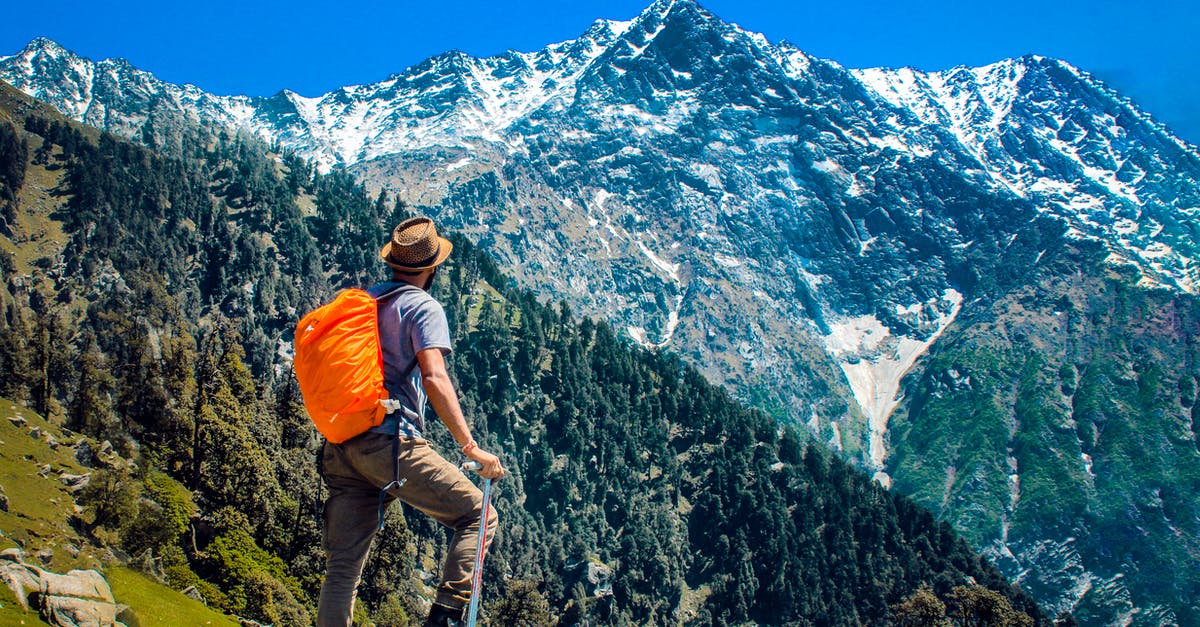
[0,81,1046,625]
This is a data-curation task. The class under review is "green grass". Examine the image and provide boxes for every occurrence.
[106,567,240,627]
[0,400,99,574]
[0,401,240,626]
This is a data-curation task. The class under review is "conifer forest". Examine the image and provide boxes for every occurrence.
[0,84,1049,624]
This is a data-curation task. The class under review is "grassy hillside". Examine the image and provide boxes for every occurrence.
[0,399,238,626]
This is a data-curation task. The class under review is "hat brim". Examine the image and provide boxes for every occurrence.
[380,236,453,272]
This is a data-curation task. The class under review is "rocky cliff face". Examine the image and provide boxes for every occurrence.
[4,0,1199,622]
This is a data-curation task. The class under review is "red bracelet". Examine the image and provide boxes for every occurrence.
[461,440,478,454]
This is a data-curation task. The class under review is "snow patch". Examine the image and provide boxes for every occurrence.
[823,289,964,473]
[812,158,846,176]
[445,157,473,172]
[637,240,680,282]
[713,253,742,268]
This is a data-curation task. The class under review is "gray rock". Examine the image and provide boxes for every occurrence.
[181,585,206,605]
[7,415,27,428]
[74,441,97,467]
[29,426,42,440]
[1,561,123,627]
[38,464,52,477]
[38,568,115,603]
[0,561,41,609]
[0,547,25,562]
[40,593,121,627]
[586,560,614,598]
[130,549,165,584]
[0,485,7,512]
[98,440,113,456]
[35,548,54,565]
[60,472,91,493]
[116,604,139,626]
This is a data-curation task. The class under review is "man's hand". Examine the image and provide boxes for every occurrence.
[466,446,505,479]
[418,347,506,480]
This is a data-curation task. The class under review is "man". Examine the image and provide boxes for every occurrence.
[317,216,504,627]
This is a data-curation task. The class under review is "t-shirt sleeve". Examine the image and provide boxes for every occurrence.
[408,298,453,355]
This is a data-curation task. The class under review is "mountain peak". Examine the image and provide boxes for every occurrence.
[642,0,699,16]
[631,0,720,32]
[16,37,78,62]
[22,37,68,54]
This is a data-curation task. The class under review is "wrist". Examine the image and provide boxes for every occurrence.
[461,439,478,454]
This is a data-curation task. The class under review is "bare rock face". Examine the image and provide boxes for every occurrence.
[0,560,124,627]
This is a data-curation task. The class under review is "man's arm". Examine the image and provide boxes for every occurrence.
[418,347,505,479]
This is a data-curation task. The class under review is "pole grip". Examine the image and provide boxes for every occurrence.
[461,460,482,472]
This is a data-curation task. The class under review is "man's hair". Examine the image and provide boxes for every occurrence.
[393,266,437,290]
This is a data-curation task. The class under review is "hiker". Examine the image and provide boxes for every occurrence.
[316,216,505,627]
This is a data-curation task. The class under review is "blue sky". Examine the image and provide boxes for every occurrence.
[3,0,1198,143]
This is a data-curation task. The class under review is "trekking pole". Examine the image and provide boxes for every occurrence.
[461,460,493,627]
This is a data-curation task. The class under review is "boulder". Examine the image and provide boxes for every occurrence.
[35,548,54,565]
[181,585,206,604]
[39,593,121,627]
[1,560,42,609]
[8,414,28,428]
[1,561,124,626]
[74,441,98,467]
[39,568,115,604]
[586,560,614,598]
[30,426,43,440]
[0,484,8,512]
[60,472,92,493]
[115,605,139,626]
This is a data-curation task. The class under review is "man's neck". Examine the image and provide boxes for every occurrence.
[393,271,432,291]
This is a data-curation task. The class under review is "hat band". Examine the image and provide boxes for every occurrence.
[392,241,441,270]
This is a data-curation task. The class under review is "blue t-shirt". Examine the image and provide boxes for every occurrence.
[366,282,453,437]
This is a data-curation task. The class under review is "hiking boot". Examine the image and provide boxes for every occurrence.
[423,603,465,627]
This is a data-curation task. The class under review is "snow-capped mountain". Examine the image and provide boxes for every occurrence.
[4,0,1199,622]
[855,58,1200,293]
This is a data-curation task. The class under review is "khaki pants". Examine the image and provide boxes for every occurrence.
[316,432,498,626]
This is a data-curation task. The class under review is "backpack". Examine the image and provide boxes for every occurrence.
[293,286,410,443]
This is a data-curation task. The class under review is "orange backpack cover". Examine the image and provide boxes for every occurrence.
[294,289,390,443]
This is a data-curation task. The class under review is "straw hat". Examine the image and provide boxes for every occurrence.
[380,216,453,272]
